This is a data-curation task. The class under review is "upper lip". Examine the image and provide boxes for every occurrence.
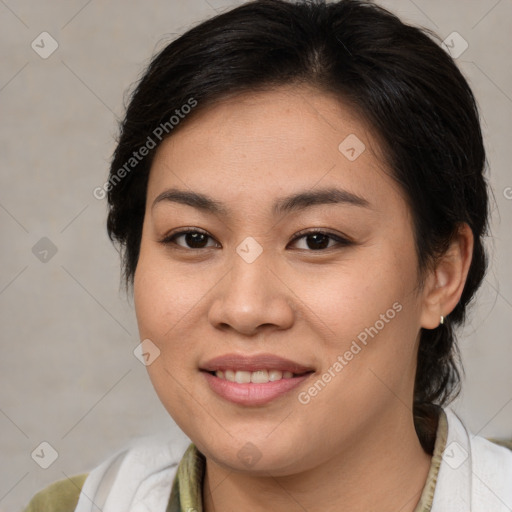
[200,353,314,374]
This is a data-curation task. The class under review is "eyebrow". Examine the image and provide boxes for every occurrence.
[152,187,370,216]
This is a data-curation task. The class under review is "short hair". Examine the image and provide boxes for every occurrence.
[106,0,489,452]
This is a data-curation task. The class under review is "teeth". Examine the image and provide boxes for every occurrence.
[235,371,251,383]
[214,369,298,383]
[251,370,269,383]
[269,370,283,381]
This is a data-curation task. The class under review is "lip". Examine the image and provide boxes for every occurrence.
[202,371,313,406]
[200,353,314,374]
[200,353,315,406]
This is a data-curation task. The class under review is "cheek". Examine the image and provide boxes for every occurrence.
[289,249,417,346]
[133,250,207,426]
[134,247,208,339]
[293,245,421,399]
[133,254,201,382]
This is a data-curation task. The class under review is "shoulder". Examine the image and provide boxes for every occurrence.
[442,407,512,508]
[23,474,88,512]
[473,432,512,464]
[444,407,512,463]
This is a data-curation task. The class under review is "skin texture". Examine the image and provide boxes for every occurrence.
[134,86,473,512]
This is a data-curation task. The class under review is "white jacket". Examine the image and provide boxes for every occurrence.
[74,407,512,512]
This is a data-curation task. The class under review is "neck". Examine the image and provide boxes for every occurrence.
[203,408,432,512]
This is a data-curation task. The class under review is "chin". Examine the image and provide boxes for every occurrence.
[192,432,314,476]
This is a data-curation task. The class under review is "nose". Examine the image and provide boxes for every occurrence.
[207,251,296,337]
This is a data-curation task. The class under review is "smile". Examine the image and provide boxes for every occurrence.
[199,353,315,405]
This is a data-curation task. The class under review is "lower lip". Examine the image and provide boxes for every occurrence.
[202,371,312,406]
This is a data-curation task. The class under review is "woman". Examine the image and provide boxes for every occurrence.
[24,0,512,510]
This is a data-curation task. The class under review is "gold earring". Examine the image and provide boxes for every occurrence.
[440,315,444,325]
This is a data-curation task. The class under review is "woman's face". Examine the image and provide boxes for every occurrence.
[134,86,429,475]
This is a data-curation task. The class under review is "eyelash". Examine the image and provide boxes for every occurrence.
[159,228,353,252]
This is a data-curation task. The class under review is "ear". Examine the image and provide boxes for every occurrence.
[420,223,474,329]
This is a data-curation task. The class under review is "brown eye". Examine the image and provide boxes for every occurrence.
[160,229,219,249]
[289,230,352,251]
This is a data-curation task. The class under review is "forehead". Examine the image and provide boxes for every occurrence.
[147,86,402,215]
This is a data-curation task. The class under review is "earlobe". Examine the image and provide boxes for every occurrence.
[420,223,474,329]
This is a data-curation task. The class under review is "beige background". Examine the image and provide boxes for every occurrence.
[1,0,511,510]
